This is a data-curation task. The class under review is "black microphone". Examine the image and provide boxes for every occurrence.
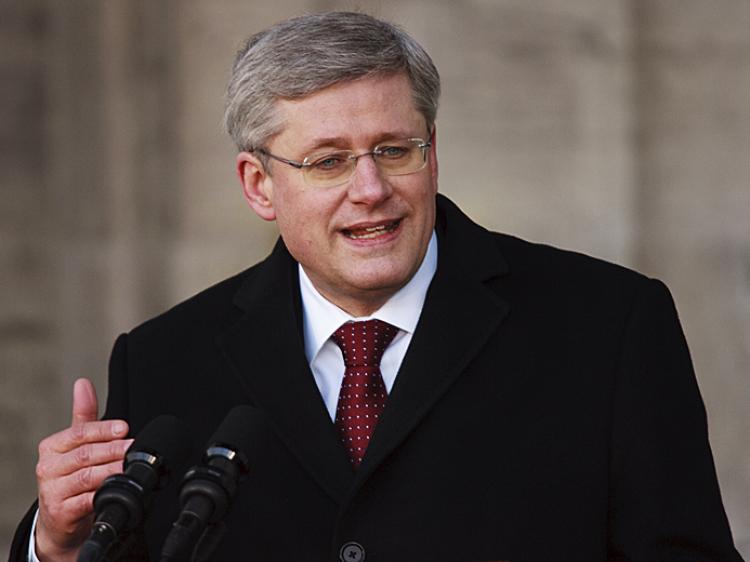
[78,415,191,562]
[160,405,259,562]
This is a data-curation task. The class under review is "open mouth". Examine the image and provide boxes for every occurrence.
[342,220,400,240]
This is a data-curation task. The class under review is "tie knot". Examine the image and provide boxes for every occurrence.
[331,319,398,368]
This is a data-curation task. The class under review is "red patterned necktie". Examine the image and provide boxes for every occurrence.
[331,319,399,468]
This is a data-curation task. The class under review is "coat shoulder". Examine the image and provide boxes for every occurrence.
[127,263,260,343]
[492,231,655,291]
[437,194,658,301]
[485,231,673,324]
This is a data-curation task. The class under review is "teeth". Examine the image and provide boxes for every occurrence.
[346,222,396,239]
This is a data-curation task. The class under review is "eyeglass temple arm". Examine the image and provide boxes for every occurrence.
[254,148,307,169]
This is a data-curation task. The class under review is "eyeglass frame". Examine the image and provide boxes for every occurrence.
[251,130,434,187]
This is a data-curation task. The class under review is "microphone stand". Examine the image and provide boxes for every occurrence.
[159,522,226,562]
[191,523,226,562]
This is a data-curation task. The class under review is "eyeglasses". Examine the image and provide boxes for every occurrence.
[253,135,432,188]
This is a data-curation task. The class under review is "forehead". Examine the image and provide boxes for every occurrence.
[271,72,425,153]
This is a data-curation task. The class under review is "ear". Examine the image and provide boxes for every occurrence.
[237,151,276,221]
[428,125,439,194]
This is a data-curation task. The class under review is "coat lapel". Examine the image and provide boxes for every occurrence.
[216,240,354,504]
[353,195,511,487]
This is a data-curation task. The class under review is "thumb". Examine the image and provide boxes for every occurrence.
[71,377,99,426]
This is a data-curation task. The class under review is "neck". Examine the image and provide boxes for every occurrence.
[314,286,394,318]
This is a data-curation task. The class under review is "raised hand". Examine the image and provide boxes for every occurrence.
[34,378,133,562]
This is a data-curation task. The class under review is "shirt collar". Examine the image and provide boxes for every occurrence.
[299,231,438,363]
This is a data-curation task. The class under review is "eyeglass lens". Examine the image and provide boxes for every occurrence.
[303,138,428,187]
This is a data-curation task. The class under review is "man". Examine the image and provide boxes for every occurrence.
[11,11,744,562]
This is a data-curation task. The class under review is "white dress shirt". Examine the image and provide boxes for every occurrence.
[300,232,438,420]
[28,232,438,562]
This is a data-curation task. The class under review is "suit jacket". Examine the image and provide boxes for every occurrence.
[10,195,743,562]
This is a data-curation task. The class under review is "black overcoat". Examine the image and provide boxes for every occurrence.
[10,195,743,562]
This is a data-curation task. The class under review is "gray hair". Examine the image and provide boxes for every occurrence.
[223,11,441,152]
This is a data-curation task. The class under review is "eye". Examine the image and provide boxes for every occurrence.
[311,154,348,171]
[376,145,410,159]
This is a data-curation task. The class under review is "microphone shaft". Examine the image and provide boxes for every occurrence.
[77,503,129,562]
[160,495,214,562]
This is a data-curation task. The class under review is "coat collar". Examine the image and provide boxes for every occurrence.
[218,195,510,504]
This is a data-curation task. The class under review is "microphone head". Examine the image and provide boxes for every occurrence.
[125,415,192,483]
[205,405,264,472]
[92,415,192,529]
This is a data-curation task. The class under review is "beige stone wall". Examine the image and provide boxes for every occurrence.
[633,0,750,548]
[2,0,748,555]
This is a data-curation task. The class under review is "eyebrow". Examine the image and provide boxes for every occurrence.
[299,136,351,154]
[298,130,425,155]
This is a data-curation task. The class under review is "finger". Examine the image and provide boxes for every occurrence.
[37,439,133,480]
[62,490,97,525]
[42,460,125,506]
[39,419,129,455]
[71,378,99,426]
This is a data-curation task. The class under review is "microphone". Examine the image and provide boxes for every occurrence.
[160,405,259,562]
[77,415,191,562]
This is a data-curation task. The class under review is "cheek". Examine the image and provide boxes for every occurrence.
[272,191,304,230]
[276,201,331,252]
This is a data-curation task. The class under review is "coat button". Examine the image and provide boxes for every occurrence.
[339,541,365,562]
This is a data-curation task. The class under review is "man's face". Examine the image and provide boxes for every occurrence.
[237,72,438,316]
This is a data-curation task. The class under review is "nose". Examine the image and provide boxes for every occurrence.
[347,154,392,204]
